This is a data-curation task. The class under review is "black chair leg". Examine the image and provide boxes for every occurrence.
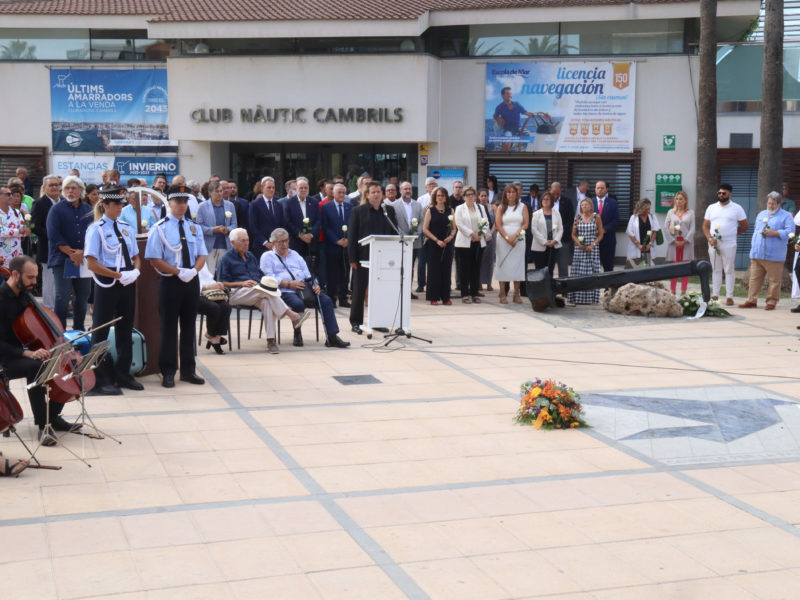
[237,308,242,350]
[198,314,205,346]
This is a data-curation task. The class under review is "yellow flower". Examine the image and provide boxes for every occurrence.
[529,386,542,399]
[570,422,580,428]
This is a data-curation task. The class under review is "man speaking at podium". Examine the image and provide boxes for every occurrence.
[347,181,399,334]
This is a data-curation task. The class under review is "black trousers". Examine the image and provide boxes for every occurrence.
[349,265,369,326]
[426,240,454,302]
[532,247,557,272]
[158,276,200,377]
[91,277,136,386]
[599,237,616,272]
[1,357,62,427]
[456,242,484,298]
[325,249,348,302]
[197,296,232,337]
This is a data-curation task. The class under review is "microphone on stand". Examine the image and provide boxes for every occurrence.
[381,205,401,236]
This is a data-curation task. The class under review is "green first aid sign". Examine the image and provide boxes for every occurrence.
[663,135,676,151]
[655,173,682,213]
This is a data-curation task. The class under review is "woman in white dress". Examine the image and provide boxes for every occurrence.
[494,184,529,304]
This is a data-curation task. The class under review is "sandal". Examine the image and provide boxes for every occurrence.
[462,297,472,304]
[513,292,522,304]
[0,457,29,477]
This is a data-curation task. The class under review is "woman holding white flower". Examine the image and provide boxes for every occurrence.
[455,186,491,303]
[625,198,660,268]
[530,192,562,273]
[568,197,604,304]
[740,191,795,310]
[0,184,29,270]
[494,184,529,304]
[196,180,237,277]
[422,186,456,305]
[664,190,695,295]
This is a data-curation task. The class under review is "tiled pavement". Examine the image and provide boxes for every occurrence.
[2,292,800,599]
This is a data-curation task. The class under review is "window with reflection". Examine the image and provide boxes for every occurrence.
[560,19,685,55]
[0,28,89,60]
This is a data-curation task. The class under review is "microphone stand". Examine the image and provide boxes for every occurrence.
[381,205,432,347]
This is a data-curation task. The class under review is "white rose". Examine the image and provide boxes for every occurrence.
[24,214,31,222]
[225,211,232,219]
[646,230,652,237]
[674,224,681,232]
[763,218,768,224]
[141,220,147,228]
[448,215,454,222]
[303,217,310,224]
[714,225,720,232]
[342,225,348,232]
[578,236,585,244]
[411,218,418,226]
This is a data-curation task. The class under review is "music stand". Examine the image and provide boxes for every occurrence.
[27,344,74,464]
[61,340,122,449]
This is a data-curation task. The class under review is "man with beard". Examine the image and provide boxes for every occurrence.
[0,255,79,445]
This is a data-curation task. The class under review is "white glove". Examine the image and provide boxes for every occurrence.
[118,268,140,286]
[177,267,197,283]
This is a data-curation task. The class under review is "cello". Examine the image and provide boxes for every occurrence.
[12,291,95,403]
[0,268,23,432]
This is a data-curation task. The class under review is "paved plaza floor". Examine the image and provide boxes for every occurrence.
[2,291,800,599]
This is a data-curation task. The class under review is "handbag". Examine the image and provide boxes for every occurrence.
[276,254,317,305]
[201,287,228,302]
[655,229,664,245]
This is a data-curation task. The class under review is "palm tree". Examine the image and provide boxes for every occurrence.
[0,40,36,59]
[695,0,718,259]
[757,0,783,210]
[466,38,504,56]
[512,35,576,56]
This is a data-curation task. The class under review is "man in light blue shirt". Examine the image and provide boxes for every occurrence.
[260,228,349,348]
[740,191,794,310]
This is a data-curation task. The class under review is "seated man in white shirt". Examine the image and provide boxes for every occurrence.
[260,228,350,349]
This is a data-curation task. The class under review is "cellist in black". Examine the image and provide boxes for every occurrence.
[0,255,79,446]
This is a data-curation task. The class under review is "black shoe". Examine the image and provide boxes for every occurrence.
[87,384,123,396]
[415,287,424,293]
[351,324,363,335]
[293,329,304,347]
[338,299,351,308]
[411,293,419,300]
[374,327,389,333]
[325,335,351,348]
[791,305,800,313]
[38,426,57,446]
[51,415,82,432]
[117,376,144,391]
[162,374,175,388]
[206,341,225,355]
[219,337,228,345]
[179,373,205,385]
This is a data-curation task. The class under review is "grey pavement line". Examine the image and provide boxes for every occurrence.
[194,362,432,600]
[414,338,800,540]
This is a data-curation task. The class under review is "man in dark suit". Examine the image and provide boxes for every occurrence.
[248,176,285,259]
[563,180,591,212]
[285,177,320,255]
[550,182,574,278]
[320,183,352,307]
[224,180,249,232]
[310,178,328,203]
[520,184,540,265]
[347,181,398,333]
[31,174,63,310]
[592,179,620,272]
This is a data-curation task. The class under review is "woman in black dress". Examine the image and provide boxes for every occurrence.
[422,186,456,305]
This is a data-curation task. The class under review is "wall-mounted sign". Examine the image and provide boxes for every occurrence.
[190,106,404,125]
[484,61,635,153]
[50,69,177,153]
[663,134,676,151]
[655,173,682,213]
[52,154,179,185]
[427,166,467,194]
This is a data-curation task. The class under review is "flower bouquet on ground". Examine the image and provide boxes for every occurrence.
[516,379,588,429]
[677,291,731,318]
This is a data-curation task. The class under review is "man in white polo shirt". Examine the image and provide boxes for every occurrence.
[702,183,749,305]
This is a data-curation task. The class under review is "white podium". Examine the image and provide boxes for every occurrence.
[358,234,416,332]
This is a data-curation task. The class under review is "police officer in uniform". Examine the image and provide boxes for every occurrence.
[145,185,207,388]
[85,187,143,396]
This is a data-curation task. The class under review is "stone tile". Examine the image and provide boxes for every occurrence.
[120,511,202,549]
[53,551,140,599]
[403,558,511,600]
[208,538,302,580]
[308,566,408,600]
[132,544,224,589]
[47,517,129,558]
[231,575,322,599]
[280,530,373,571]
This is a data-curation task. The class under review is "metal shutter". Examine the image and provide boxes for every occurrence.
[720,165,758,270]
[486,161,548,192]
[568,161,635,223]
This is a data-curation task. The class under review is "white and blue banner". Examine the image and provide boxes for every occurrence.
[50,69,176,153]
[52,154,179,185]
[485,61,635,153]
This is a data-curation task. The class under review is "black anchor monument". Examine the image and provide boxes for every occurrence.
[525,259,714,312]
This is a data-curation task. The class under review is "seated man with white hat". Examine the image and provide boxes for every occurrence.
[217,228,309,354]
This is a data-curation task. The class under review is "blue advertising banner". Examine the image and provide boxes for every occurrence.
[52,154,179,185]
[485,62,635,153]
[50,69,176,153]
